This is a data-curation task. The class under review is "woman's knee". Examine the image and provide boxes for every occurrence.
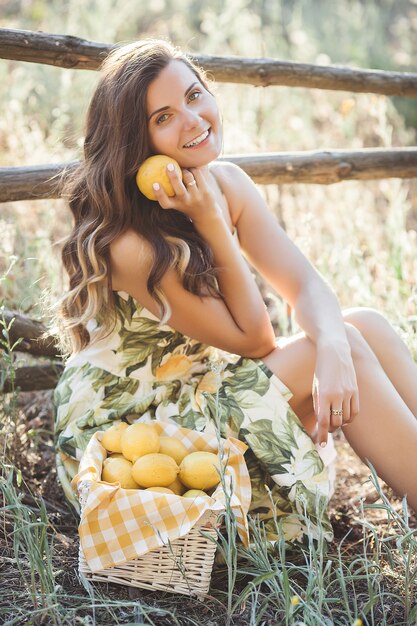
[342,306,390,336]
[344,321,378,364]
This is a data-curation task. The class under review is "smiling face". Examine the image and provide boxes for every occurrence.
[146,60,223,168]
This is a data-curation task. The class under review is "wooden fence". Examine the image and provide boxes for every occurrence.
[1,27,417,392]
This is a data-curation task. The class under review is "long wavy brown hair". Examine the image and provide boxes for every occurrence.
[57,39,222,354]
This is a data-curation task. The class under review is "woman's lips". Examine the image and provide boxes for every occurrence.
[183,128,211,149]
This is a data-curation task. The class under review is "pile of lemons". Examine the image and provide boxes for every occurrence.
[100,422,223,498]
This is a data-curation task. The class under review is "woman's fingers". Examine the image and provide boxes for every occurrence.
[349,391,360,423]
[312,382,318,418]
[318,392,357,445]
[317,396,330,447]
[164,165,205,199]
[330,409,343,430]
[190,167,208,188]
[152,182,172,209]
[153,166,194,206]
[166,164,188,196]
[327,389,358,432]
[342,396,352,423]
[152,164,219,221]
[312,388,360,444]
[183,172,198,192]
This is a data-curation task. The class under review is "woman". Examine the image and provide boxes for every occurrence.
[54,39,417,543]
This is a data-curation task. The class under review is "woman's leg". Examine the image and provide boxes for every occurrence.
[342,307,417,417]
[261,323,417,512]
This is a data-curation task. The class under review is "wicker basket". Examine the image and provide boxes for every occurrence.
[77,481,220,596]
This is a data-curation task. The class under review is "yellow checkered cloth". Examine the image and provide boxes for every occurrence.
[72,419,251,572]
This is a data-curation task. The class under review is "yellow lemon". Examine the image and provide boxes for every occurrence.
[120,422,160,462]
[101,457,139,489]
[158,436,188,465]
[101,422,129,453]
[136,155,182,200]
[132,453,179,488]
[103,453,125,466]
[182,489,210,498]
[179,451,222,490]
[166,476,187,496]
[145,486,175,494]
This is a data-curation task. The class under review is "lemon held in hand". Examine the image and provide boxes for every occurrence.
[136,155,182,200]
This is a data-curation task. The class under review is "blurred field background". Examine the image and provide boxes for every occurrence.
[1,0,417,624]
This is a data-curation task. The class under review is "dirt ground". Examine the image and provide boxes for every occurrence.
[1,389,416,625]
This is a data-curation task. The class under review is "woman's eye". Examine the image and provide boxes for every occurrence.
[189,90,201,101]
[155,92,201,124]
[156,113,169,125]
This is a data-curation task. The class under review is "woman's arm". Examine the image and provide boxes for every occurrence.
[220,163,359,443]
[220,163,347,343]
[111,164,276,358]
[156,165,276,349]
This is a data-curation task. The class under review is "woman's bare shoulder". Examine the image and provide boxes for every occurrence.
[209,160,245,189]
[109,229,153,292]
[209,161,251,225]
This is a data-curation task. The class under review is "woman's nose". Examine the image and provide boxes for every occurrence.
[181,108,201,128]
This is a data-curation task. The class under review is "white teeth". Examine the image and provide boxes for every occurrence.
[184,129,209,148]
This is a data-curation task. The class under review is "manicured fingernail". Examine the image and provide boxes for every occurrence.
[320,441,327,448]
[153,182,160,190]
[167,163,175,171]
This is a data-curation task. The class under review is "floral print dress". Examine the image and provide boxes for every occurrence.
[54,289,336,544]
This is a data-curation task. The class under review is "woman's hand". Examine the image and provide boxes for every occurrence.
[312,339,360,447]
[151,164,222,225]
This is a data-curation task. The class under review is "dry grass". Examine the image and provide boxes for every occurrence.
[1,390,416,625]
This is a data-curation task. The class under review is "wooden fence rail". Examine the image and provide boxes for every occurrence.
[1,149,417,203]
[1,310,59,358]
[2,363,64,393]
[1,28,417,96]
[0,309,63,392]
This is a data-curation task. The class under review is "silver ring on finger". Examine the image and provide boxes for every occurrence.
[186,179,197,187]
[330,408,344,428]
